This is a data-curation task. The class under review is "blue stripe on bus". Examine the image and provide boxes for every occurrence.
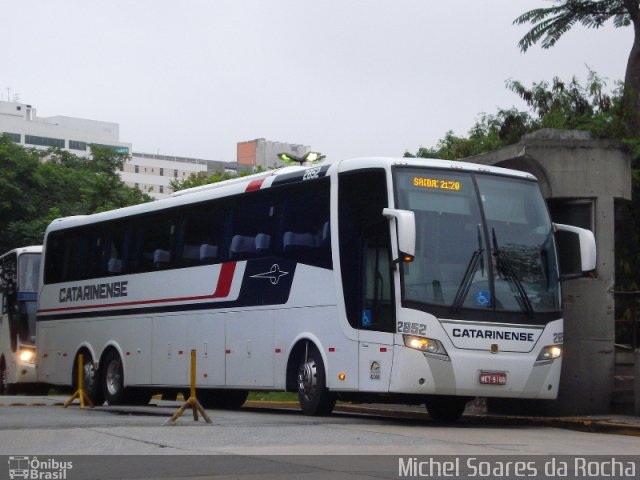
[37,258,299,322]
[17,292,38,301]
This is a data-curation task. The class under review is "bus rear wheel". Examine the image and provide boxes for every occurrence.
[297,345,335,416]
[72,353,104,405]
[101,350,125,405]
[425,396,467,423]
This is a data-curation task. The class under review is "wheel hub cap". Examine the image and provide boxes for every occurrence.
[298,360,317,396]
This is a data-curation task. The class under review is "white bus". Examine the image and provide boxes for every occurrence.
[36,157,596,420]
[1,246,45,395]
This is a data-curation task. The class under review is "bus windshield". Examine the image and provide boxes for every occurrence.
[17,253,40,344]
[394,167,560,315]
[18,253,40,293]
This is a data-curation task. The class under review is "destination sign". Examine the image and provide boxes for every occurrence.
[412,176,461,191]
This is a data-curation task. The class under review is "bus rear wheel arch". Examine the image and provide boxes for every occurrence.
[99,349,152,406]
[72,349,104,406]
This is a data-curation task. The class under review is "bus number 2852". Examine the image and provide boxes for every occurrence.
[397,322,426,335]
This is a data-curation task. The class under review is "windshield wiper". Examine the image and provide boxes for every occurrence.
[492,228,534,315]
[451,225,484,312]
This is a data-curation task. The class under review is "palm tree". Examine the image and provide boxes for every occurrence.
[514,0,640,137]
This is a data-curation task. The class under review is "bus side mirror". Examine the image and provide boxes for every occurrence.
[554,223,596,279]
[383,208,416,263]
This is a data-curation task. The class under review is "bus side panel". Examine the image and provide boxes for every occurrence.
[186,313,226,386]
[225,310,275,387]
[151,314,188,386]
[36,324,52,384]
[118,316,153,386]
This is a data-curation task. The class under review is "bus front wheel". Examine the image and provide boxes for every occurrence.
[425,396,467,423]
[297,345,335,416]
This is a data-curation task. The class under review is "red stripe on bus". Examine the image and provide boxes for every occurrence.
[212,261,236,298]
[245,178,265,192]
[38,261,238,314]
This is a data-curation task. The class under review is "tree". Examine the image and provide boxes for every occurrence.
[405,70,626,160]
[514,0,640,137]
[507,69,627,137]
[0,136,151,253]
[405,107,536,160]
[405,72,640,290]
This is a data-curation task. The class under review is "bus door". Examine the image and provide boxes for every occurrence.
[358,227,395,392]
[339,169,396,392]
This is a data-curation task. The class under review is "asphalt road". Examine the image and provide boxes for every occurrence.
[0,396,638,479]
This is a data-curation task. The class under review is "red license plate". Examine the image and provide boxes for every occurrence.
[479,372,507,385]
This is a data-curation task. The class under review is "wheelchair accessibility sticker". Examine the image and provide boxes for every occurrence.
[476,290,490,307]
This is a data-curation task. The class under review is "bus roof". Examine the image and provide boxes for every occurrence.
[338,157,537,180]
[43,157,537,233]
[0,246,42,261]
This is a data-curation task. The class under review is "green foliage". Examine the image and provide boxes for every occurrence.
[169,168,261,192]
[507,69,628,138]
[405,108,535,160]
[514,0,640,137]
[513,0,631,52]
[0,136,151,253]
[405,70,627,160]
[405,71,640,290]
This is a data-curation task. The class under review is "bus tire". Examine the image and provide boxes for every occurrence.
[72,352,104,405]
[199,389,248,409]
[101,350,125,405]
[425,396,467,423]
[0,357,13,395]
[297,345,335,416]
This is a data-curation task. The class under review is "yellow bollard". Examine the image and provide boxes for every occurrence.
[64,353,95,409]
[168,349,212,424]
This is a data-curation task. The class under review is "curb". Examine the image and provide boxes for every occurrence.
[244,400,640,437]
[3,397,638,437]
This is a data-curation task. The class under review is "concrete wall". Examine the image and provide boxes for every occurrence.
[470,129,631,415]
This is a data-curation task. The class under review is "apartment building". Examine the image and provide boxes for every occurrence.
[237,138,310,170]
[123,152,237,199]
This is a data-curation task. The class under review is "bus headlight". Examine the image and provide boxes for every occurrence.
[19,348,36,364]
[403,335,448,357]
[535,345,562,365]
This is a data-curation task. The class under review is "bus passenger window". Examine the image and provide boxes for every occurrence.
[279,179,331,269]
[199,244,218,263]
[229,235,258,259]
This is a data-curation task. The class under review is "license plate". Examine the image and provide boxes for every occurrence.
[479,372,507,385]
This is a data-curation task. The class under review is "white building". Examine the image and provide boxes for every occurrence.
[1,101,314,199]
[0,100,239,199]
[123,152,237,199]
[0,100,130,155]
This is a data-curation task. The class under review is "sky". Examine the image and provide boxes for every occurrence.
[1,1,633,163]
